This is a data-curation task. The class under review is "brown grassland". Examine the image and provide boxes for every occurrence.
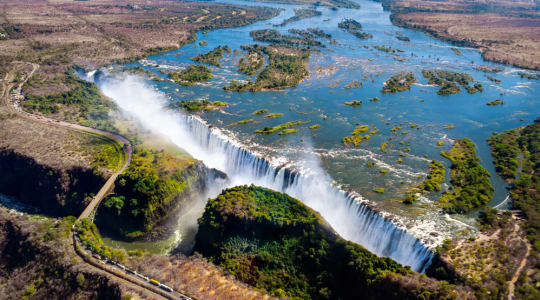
[378,0,540,70]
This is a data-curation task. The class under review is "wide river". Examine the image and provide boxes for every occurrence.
[97,0,539,268]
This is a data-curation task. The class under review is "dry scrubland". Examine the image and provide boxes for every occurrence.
[0,0,278,96]
[130,255,278,300]
[378,0,540,70]
[0,207,163,300]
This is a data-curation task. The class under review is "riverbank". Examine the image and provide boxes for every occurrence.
[377,0,540,70]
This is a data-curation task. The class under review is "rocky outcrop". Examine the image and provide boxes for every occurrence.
[0,149,106,216]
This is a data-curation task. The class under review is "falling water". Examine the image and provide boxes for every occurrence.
[93,73,433,272]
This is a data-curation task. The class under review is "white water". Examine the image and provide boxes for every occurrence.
[94,73,433,272]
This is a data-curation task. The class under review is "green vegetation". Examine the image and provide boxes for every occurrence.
[249,29,324,48]
[369,96,380,102]
[486,99,504,106]
[194,185,416,300]
[98,147,195,238]
[488,119,540,260]
[373,187,385,193]
[162,65,212,86]
[342,125,372,147]
[309,124,320,130]
[344,100,362,106]
[168,100,227,112]
[238,45,265,75]
[486,75,501,84]
[254,120,304,135]
[307,28,331,39]
[338,19,372,39]
[466,83,483,94]
[225,46,310,91]
[422,69,481,96]
[86,134,124,171]
[227,119,256,127]
[279,128,299,135]
[405,160,446,204]
[517,72,540,80]
[264,113,283,118]
[192,45,231,67]
[275,8,321,27]
[373,45,403,53]
[381,72,416,93]
[22,70,116,131]
[253,109,268,115]
[396,35,410,42]
[439,138,493,213]
[75,218,126,261]
[475,66,502,73]
[487,129,520,180]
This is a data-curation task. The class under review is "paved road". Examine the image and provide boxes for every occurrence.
[2,64,132,221]
[1,64,194,300]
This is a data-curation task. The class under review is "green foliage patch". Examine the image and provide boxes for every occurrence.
[439,138,493,213]
[195,185,410,300]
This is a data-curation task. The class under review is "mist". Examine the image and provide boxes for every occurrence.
[93,72,433,272]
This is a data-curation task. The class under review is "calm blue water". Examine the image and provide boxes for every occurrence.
[123,0,539,237]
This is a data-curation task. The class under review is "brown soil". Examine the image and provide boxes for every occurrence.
[379,0,540,70]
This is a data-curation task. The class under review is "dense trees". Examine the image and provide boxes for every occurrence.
[97,148,200,238]
[439,138,493,213]
[381,72,416,93]
[191,45,231,67]
[195,185,409,299]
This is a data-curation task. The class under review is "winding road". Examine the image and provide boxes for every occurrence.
[2,63,193,300]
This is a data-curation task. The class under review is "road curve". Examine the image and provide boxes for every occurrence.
[2,64,195,299]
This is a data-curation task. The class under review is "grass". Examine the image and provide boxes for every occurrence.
[264,113,283,118]
[373,187,385,193]
[227,119,256,127]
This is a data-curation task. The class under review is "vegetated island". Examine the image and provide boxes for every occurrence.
[439,138,493,213]
[381,72,417,93]
[377,0,540,70]
[192,45,231,67]
[160,65,213,86]
[404,160,445,204]
[274,8,322,27]
[238,45,266,75]
[241,0,360,9]
[422,69,483,95]
[194,185,468,299]
[338,19,373,39]
[168,99,228,112]
[225,44,310,91]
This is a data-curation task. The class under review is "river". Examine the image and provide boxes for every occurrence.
[90,0,540,271]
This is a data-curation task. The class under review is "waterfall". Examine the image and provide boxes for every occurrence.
[94,73,433,272]
[179,114,433,272]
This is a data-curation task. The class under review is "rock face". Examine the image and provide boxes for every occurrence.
[0,210,123,299]
[0,149,107,216]
[96,147,226,240]
[194,185,468,300]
